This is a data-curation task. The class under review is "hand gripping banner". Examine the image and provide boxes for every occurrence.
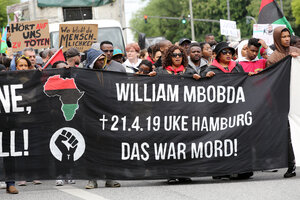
[0,57,293,181]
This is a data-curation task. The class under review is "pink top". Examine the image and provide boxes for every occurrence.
[239,59,267,73]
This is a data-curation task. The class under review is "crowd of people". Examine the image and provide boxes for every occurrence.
[0,26,300,194]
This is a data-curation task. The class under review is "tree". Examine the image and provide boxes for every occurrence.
[0,0,20,27]
[130,0,253,43]
[131,0,300,42]
[292,0,300,25]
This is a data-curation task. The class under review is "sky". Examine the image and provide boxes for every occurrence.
[124,0,149,43]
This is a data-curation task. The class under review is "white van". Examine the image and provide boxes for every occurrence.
[48,19,126,53]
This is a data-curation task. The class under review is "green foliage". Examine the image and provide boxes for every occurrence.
[292,0,300,25]
[131,0,300,42]
[130,0,253,42]
[0,0,20,27]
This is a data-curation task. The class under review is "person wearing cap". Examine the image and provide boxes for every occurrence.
[179,38,191,51]
[112,49,124,64]
[65,48,81,67]
[65,47,81,67]
[205,42,245,77]
[123,43,142,73]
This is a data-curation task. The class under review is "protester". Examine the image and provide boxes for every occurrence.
[267,26,300,67]
[85,49,107,70]
[266,26,300,178]
[139,48,148,60]
[39,49,53,65]
[146,45,154,64]
[0,54,11,70]
[199,42,213,65]
[154,45,193,183]
[85,46,122,189]
[136,60,153,75]
[154,40,172,68]
[236,40,248,62]
[151,44,162,63]
[23,48,38,69]
[205,34,217,47]
[179,38,191,51]
[36,56,43,68]
[205,42,254,180]
[205,42,246,76]
[0,57,17,193]
[260,47,268,59]
[52,61,69,69]
[15,55,33,70]
[100,41,126,73]
[65,48,81,67]
[112,49,124,64]
[290,35,300,49]
[187,43,208,79]
[238,38,267,73]
[123,43,142,73]
[156,45,193,76]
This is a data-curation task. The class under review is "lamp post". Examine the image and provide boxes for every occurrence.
[227,0,230,20]
[189,0,195,41]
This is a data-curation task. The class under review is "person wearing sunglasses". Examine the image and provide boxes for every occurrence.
[156,45,193,76]
[155,44,193,184]
[99,41,126,73]
[205,42,245,77]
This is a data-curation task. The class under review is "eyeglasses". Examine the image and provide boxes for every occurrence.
[171,53,183,58]
[103,50,114,53]
[221,49,233,55]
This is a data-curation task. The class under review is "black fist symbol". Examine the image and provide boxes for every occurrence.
[55,130,78,161]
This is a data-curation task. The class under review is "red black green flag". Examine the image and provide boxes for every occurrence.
[258,0,294,34]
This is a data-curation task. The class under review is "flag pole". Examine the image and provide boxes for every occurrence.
[43,46,64,69]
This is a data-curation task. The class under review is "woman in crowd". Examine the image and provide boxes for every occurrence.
[199,42,213,65]
[205,42,254,180]
[15,55,33,71]
[155,44,193,184]
[15,55,42,186]
[236,40,249,62]
[156,45,193,76]
[123,43,142,73]
[205,42,245,76]
[151,44,162,63]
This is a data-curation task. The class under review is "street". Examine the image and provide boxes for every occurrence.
[1,168,299,200]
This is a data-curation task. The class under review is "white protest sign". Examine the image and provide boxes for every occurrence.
[253,24,286,46]
[220,19,238,37]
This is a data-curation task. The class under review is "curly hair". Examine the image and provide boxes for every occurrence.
[162,45,188,68]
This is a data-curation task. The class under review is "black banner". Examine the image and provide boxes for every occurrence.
[0,57,291,181]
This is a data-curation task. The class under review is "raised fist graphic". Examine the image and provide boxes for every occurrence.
[55,129,78,161]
